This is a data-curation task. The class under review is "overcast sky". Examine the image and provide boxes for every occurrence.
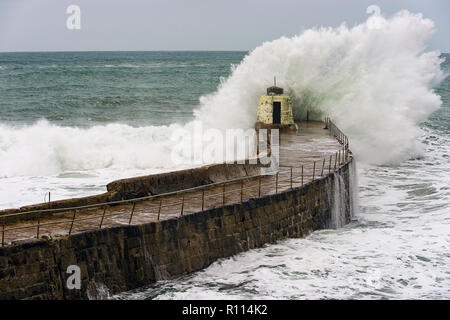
[0,0,448,52]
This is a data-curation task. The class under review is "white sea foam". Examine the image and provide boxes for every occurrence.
[194,10,445,164]
[0,10,444,178]
[0,10,445,209]
[113,128,450,300]
[0,120,184,177]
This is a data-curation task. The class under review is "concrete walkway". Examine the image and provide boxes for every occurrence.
[2,122,345,246]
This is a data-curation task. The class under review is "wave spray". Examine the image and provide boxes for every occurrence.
[0,10,445,179]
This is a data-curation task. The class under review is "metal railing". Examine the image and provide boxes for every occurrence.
[325,117,349,162]
[1,119,350,247]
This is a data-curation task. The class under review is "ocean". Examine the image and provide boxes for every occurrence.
[0,51,247,208]
[1,11,449,299]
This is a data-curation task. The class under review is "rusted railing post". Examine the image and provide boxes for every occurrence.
[180,193,185,216]
[222,184,225,206]
[290,167,293,189]
[338,150,341,165]
[201,189,205,212]
[157,198,162,220]
[312,161,316,181]
[128,202,136,224]
[258,176,261,197]
[68,210,77,235]
[329,155,332,173]
[36,212,41,239]
[99,206,107,229]
[240,180,243,203]
[321,158,325,176]
[2,217,5,247]
[334,152,338,170]
[275,172,279,194]
[301,165,304,185]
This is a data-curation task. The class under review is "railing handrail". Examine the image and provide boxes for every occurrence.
[1,119,351,247]
[325,117,349,148]
[1,170,319,232]
[1,167,308,219]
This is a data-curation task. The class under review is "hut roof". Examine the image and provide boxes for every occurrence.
[267,86,284,95]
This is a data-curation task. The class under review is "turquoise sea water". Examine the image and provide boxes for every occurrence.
[1,51,449,299]
[0,52,246,208]
[0,51,246,127]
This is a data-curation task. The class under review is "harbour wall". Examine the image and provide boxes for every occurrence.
[0,158,354,300]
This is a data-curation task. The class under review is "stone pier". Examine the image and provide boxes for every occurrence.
[0,121,355,299]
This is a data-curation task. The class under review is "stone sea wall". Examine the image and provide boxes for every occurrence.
[106,163,261,201]
[0,159,353,300]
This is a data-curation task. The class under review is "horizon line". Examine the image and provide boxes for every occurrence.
[0,49,251,54]
[1,49,448,55]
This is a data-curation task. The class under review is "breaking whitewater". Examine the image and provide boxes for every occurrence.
[114,11,450,300]
[1,10,449,299]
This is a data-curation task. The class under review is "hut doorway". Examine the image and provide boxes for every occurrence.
[273,102,281,124]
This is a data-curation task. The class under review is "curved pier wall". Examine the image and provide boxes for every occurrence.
[0,159,353,300]
[0,163,261,224]
[106,163,262,201]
